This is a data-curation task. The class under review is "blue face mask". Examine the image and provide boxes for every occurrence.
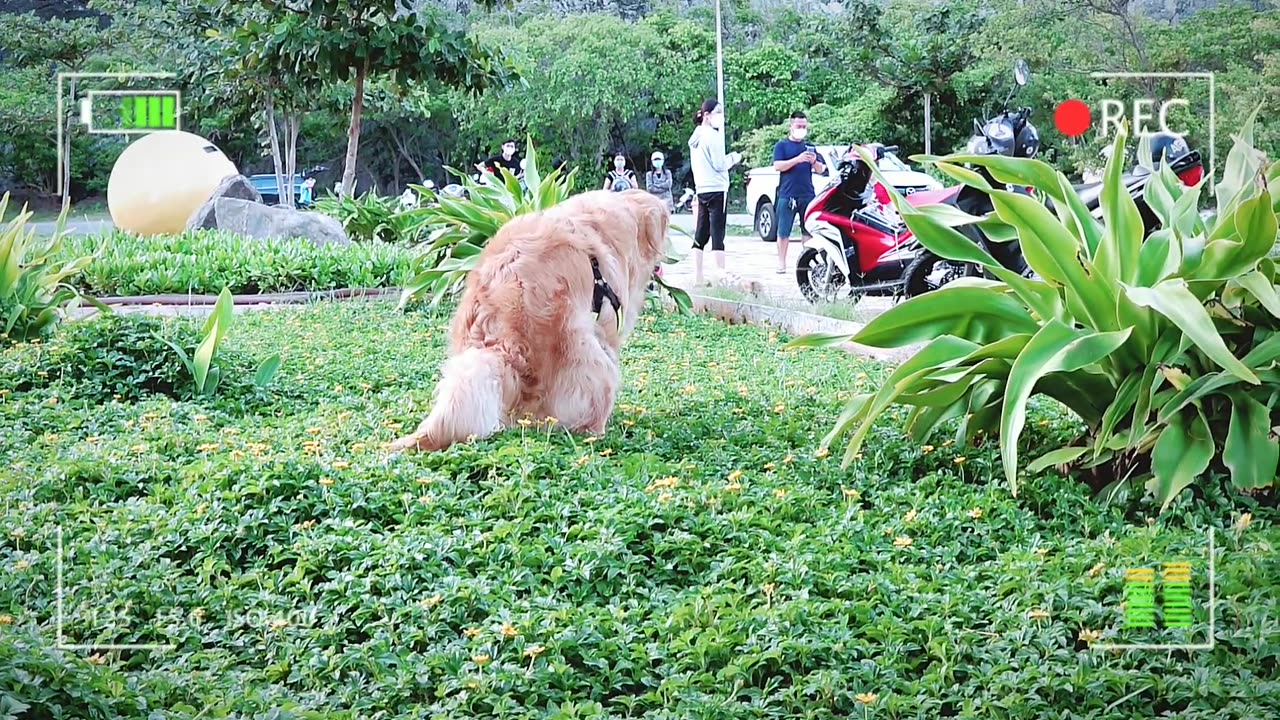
[653,160,664,169]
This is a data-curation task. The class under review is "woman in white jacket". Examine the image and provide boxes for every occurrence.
[688,99,743,286]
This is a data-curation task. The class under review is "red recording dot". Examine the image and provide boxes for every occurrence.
[1054,99,1091,137]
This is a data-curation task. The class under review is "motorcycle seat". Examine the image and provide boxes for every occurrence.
[1066,171,1150,210]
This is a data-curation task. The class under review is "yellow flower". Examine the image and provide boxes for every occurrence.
[657,490,673,502]
[967,507,984,519]
[1078,628,1102,644]
[1028,608,1050,621]
[332,461,350,470]
[524,644,546,659]
[584,436,599,444]
[903,509,918,523]
[501,622,519,638]
[646,476,680,492]
[464,627,482,638]
[953,456,967,465]
[46,396,59,406]
[13,560,29,571]
[318,477,335,487]
[738,385,750,397]
[1035,548,1050,558]
[194,503,208,516]
[814,447,830,459]
[472,653,491,666]
[337,411,353,421]
[774,488,788,500]
[682,385,698,395]
[196,443,220,453]
[334,385,345,393]
[855,692,878,705]
[599,448,614,457]
[783,454,794,464]
[842,487,861,500]
[622,419,635,427]
[724,481,743,493]
[763,461,776,471]
[130,444,147,454]
[576,454,592,467]
[269,618,290,630]
[86,653,107,665]
[1087,562,1106,577]
[1,612,21,625]
[419,495,433,504]
[893,535,913,548]
[942,439,954,447]
[229,450,245,460]
[762,582,776,597]
[544,416,558,425]
[193,414,208,423]
[350,443,367,452]
[1235,512,1253,532]
[517,417,533,427]
[10,527,25,539]
[773,403,785,414]
[727,470,744,483]
[417,476,435,485]
[306,427,322,435]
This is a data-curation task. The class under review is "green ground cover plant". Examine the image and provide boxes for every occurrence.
[57,230,413,296]
[0,302,1275,719]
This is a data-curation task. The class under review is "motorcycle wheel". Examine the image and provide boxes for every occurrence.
[904,252,977,297]
[796,247,848,304]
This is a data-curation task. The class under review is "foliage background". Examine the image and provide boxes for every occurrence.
[0,0,1276,203]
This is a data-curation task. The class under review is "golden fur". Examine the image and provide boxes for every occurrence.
[386,190,669,452]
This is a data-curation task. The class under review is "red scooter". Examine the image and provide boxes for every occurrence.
[795,130,1204,304]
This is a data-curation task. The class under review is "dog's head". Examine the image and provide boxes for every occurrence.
[615,190,670,268]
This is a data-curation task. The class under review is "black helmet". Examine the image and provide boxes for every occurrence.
[862,142,888,164]
[1147,132,1192,167]
[1015,121,1040,159]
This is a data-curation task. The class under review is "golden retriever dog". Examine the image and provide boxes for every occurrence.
[386,189,669,452]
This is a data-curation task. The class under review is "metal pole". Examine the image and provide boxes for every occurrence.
[924,91,932,156]
[715,0,724,108]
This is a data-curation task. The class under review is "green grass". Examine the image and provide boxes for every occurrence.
[57,230,415,296]
[726,224,755,237]
[0,303,1276,719]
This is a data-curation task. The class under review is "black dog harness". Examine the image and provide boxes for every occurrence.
[591,257,623,331]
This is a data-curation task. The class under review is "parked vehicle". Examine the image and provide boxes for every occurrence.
[674,187,696,213]
[795,60,1204,303]
[745,145,942,241]
[249,165,326,206]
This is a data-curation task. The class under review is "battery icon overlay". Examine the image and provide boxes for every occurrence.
[81,90,181,134]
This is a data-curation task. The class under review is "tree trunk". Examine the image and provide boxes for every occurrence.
[284,114,300,208]
[62,77,75,211]
[341,57,370,198]
[389,124,425,183]
[266,91,286,208]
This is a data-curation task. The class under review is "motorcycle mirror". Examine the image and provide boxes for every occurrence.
[1014,59,1030,87]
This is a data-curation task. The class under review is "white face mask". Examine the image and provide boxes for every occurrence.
[614,159,626,169]
[792,127,808,140]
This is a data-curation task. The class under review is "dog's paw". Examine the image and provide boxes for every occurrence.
[384,435,420,453]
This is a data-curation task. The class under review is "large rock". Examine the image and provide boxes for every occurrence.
[204,197,350,246]
[185,174,263,231]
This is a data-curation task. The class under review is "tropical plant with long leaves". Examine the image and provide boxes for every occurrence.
[792,108,1280,509]
[0,194,107,344]
[160,287,282,396]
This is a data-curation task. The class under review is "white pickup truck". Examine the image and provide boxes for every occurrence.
[744,144,942,241]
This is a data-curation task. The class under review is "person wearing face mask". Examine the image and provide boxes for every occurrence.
[476,139,522,180]
[603,152,638,192]
[772,111,825,274]
[688,99,743,286]
[644,151,674,213]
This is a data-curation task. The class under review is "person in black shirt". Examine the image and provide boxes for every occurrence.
[476,139,522,180]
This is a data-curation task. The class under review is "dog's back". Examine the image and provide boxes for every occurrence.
[387,191,668,452]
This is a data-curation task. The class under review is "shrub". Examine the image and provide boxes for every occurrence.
[0,194,104,344]
[312,190,427,244]
[59,229,412,295]
[796,111,1280,510]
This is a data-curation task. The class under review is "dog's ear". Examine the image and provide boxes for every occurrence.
[632,193,669,263]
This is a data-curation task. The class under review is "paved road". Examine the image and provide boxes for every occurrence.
[32,217,114,236]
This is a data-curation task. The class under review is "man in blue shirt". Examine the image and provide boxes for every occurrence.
[772,112,826,273]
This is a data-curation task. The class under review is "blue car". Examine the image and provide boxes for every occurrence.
[249,169,321,206]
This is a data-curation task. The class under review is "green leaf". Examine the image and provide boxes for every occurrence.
[1095,126,1145,285]
[850,285,1038,348]
[1027,446,1089,474]
[254,354,283,388]
[1147,410,1214,511]
[999,320,1133,494]
[1223,390,1279,490]
[1122,279,1260,384]
[785,331,856,349]
[1233,270,1280,319]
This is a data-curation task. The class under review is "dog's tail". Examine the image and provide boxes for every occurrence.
[393,347,519,452]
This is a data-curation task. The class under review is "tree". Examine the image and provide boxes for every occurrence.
[0,11,125,205]
[233,0,516,198]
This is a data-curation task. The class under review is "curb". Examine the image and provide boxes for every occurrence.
[687,292,917,363]
[92,287,402,306]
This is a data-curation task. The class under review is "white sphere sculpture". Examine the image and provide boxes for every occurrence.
[107,131,238,235]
